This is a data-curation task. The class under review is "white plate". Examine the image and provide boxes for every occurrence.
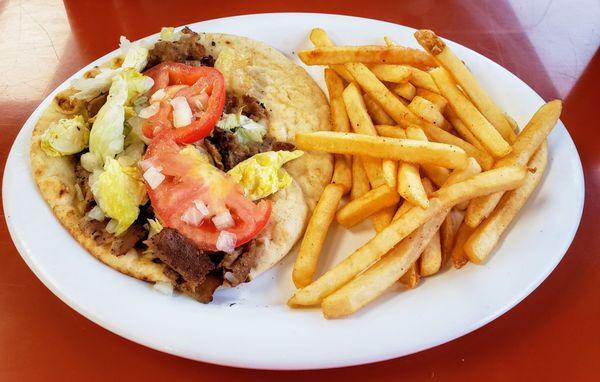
[3,13,584,370]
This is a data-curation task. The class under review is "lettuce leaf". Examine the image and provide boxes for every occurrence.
[40,115,89,157]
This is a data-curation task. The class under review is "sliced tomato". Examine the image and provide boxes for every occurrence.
[143,135,271,251]
[143,62,226,144]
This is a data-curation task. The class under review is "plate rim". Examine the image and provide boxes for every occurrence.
[2,12,585,370]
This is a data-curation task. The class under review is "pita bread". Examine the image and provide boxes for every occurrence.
[30,32,332,290]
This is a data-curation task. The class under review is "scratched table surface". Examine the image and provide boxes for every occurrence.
[1,0,598,380]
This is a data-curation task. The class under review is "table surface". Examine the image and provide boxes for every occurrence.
[1,0,598,380]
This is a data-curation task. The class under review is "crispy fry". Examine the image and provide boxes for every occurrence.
[336,185,400,228]
[375,124,406,139]
[289,166,526,306]
[309,28,354,82]
[450,221,475,268]
[369,64,411,83]
[399,262,421,288]
[465,100,562,227]
[344,62,425,126]
[445,105,486,151]
[465,142,548,263]
[351,156,371,200]
[322,211,447,318]
[419,113,494,170]
[293,184,345,288]
[364,94,396,125]
[420,225,442,276]
[295,131,469,169]
[416,88,448,113]
[406,67,439,93]
[331,155,352,194]
[397,161,428,208]
[430,67,512,158]
[372,205,398,233]
[342,83,386,187]
[443,157,482,210]
[408,96,445,127]
[325,69,351,133]
[440,212,456,265]
[415,29,516,143]
[506,114,519,133]
[382,159,398,187]
[391,82,417,100]
[405,126,450,187]
[298,45,437,69]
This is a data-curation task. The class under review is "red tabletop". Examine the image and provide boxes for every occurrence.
[1,0,598,380]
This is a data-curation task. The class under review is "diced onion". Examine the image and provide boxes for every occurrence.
[149,88,166,103]
[193,200,209,215]
[189,92,209,111]
[216,230,236,253]
[105,219,119,234]
[212,210,234,230]
[138,102,160,119]
[153,281,174,296]
[86,205,106,221]
[181,206,206,226]
[170,96,193,128]
[143,166,165,190]
[138,159,155,172]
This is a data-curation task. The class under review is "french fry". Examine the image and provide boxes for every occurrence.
[336,185,400,228]
[414,30,517,143]
[369,64,411,83]
[440,213,456,265]
[399,263,421,288]
[445,105,486,151]
[382,159,398,187]
[465,142,548,263]
[342,83,386,188]
[406,67,439,93]
[405,126,450,187]
[506,114,519,133]
[289,166,527,306]
[391,82,417,100]
[293,184,346,288]
[331,156,352,194]
[372,205,398,233]
[294,131,469,169]
[408,96,446,127]
[415,88,447,111]
[450,221,475,268]
[397,161,429,208]
[420,226,442,276]
[298,45,438,69]
[364,93,396,125]
[443,157,482,210]
[351,156,371,200]
[309,28,354,82]
[418,111,494,170]
[322,211,448,318]
[375,124,406,139]
[429,67,512,158]
[465,100,562,227]
[344,62,425,126]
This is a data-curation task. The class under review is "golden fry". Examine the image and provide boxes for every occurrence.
[375,124,406,139]
[408,96,445,127]
[414,29,516,143]
[399,262,421,288]
[405,126,450,187]
[372,205,398,233]
[445,105,486,151]
[293,184,345,288]
[443,157,482,210]
[325,69,351,133]
[309,28,354,82]
[430,67,512,158]
[465,100,561,227]
[382,159,398,188]
[465,142,548,263]
[298,45,437,68]
[420,226,442,276]
[397,161,429,208]
[294,131,469,169]
[415,88,448,112]
[364,94,396,125]
[369,64,412,83]
[450,221,475,268]
[331,155,352,194]
[322,211,447,318]
[351,156,370,200]
[336,185,400,228]
[391,82,417,100]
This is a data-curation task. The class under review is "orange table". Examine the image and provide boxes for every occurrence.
[1,0,598,379]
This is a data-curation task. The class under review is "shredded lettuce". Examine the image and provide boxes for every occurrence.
[159,27,182,42]
[40,115,89,157]
[91,158,146,235]
[216,113,267,144]
[227,150,304,200]
[120,36,149,72]
[147,218,164,238]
